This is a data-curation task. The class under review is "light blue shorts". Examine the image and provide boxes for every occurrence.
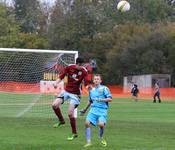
[86,111,107,126]
[58,91,80,106]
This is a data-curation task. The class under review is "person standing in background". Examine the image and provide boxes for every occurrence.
[131,84,139,102]
[153,82,161,103]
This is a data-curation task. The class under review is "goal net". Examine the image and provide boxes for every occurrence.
[0,48,78,119]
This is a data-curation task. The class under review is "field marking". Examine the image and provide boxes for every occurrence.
[0,102,52,106]
[15,95,42,118]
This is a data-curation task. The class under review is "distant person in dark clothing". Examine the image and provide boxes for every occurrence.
[153,82,161,103]
[131,84,139,102]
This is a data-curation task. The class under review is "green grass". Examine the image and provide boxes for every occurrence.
[0,92,175,150]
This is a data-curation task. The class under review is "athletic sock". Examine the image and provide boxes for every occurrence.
[69,116,77,134]
[99,127,104,138]
[86,127,91,143]
[52,106,65,123]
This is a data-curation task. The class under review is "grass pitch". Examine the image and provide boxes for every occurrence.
[0,92,175,150]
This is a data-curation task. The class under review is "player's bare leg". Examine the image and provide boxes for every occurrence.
[67,104,78,140]
[52,98,65,127]
[132,95,138,102]
[153,93,157,103]
[157,94,161,103]
[84,121,92,147]
[98,122,107,147]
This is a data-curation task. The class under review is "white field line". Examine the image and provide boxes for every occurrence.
[0,102,51,106]
[15,95,41,118]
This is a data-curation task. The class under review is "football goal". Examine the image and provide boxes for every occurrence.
[0,48,78,119]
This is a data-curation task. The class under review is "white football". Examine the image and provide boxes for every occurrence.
[117,0,130,12]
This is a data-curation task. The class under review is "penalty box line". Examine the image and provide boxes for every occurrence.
[16,95,41,118]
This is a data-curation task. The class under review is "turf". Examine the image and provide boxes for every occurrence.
[0,92,175,150]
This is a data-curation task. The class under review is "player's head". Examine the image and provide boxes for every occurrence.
[155,82,159,86]
[76,57,84,65]
[134,84,137,87]
[93,74,102,86]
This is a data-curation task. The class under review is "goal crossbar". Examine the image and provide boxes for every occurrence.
[0,48,78,56]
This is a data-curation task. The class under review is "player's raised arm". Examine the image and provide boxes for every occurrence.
[53,78,61,89]
[53,67,67,88]
[83,67,93,91]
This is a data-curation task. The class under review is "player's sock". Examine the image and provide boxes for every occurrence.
[69,115,77,134]
[86,127,91,144]
[98,127,104,138]
[52,106,65,123]
[99,127,107,147]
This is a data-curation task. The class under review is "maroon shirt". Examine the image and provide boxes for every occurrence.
[59,64,88,95]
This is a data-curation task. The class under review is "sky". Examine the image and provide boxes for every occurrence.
[1,0,56,6]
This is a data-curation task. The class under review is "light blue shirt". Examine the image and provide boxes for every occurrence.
[89,84,112,110]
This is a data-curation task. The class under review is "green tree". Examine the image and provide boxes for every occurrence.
[0,4,20,47]
[48,0,98,50]
[15,33,48,49]
[110,22,175,85]
[14,0,43,33]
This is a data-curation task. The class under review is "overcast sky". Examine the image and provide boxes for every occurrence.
[2,0,56,5]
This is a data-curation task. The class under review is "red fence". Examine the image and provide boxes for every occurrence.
[0,82,40,93]
[0,82,175,100]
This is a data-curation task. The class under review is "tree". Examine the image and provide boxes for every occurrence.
[107,22,175,85]
[48,0,98,50]
[0,4,20,47]
[14,0,43,33]
[15,33,48,49]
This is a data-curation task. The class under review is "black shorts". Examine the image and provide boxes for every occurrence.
[154,92,160,97]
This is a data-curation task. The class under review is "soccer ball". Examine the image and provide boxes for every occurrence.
[117,0,130,12]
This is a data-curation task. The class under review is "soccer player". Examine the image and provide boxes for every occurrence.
[153,82,161,103]
[80,74,112,147]
[131,84,139,102]
[52,57,89,141]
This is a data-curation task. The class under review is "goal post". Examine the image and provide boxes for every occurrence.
[0,48,78,118]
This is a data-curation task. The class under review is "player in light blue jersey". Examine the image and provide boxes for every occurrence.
[80,74,112,148]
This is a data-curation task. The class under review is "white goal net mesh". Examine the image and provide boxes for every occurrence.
[0,48,78,119]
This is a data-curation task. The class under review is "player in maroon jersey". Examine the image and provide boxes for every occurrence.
[52,57,90,141]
